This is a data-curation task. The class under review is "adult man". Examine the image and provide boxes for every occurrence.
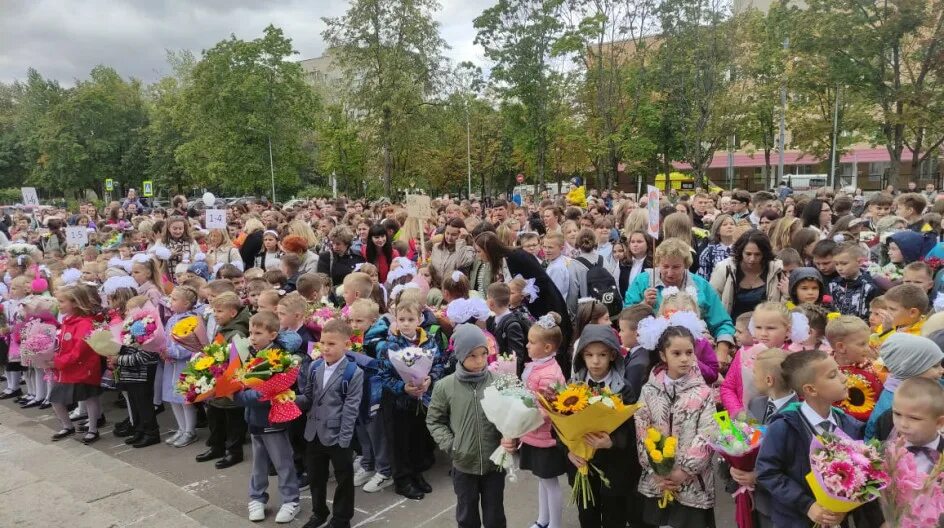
[748,191,776,228]
[691,193,713,229]
[431,218,475,281]
[729,190,752,222]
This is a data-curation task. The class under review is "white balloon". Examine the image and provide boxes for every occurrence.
[202,192,215,207]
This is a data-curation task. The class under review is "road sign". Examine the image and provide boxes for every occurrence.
[21,187,39,207]
[205,209,227,230]
[65,226,88,247]
[142,180,153,197]
[105,179,114,191]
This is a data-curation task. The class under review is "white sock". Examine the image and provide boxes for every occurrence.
[171,403,186,431]
[84,397,101,433]
[5,371,21,392]
[539,477,562,528]
[43,370,53,400]
[33,370,46,402]
[76,400,87,415]
[182,404,197,434]
[124,391,134,425]
[24,367,34,397]
[152,367,163,406]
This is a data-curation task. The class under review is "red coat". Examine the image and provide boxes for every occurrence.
[54,314,102,386]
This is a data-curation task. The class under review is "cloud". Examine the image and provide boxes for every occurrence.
[0,0,490,85]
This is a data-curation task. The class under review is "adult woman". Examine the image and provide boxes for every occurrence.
[171,195,188,217]
[281,235,320,275]
[363,223,398,284]
[697,214,736,279]
[709,230,784,320]
[663,212,701,273]
[768,217,801,253]
[205,229,243,271]
[541,206,563,234]
[801,198,832,235]
[624,238,736,364]
[238,218,266,271]
[790,227,821,264]
[758,209,780,234]
[317,225,365,287]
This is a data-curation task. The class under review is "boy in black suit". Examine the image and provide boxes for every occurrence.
[486,283,530,376]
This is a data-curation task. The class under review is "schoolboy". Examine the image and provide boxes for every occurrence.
[755,350,861,528]
[486,282,530,376]
[199,291,251,469]
[777,248,803,275]
[296,319,363,528]
[902,261,936,306]
[341,272,373,311]
[886,378,944,473]
[882,283,928,336]
[277,291,318,485]
[788,267,825,306]
[247,279,269,312]
[203,278,237,338]
[257,290,281,315]
[280,254,302,294]
[235,311,301,523]
[295,272,321,302]
[826,315,885,424]
[617,303,655,402]
[827,242,879,320]
[865,193,893,230]
[810,240,838,283]
[426,324,506,528]
[895,192,928,231]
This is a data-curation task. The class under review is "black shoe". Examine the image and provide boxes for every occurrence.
[80,432,100,445]
[0,389,22,400]
[153,403,165,415]
[51,428,75,441]
[412,474,432,494]
[214,453,243,469]
[394,483,425,500]
[114,419,133,437]
[132,435,160,448]
[77,416,106,433]
[38,401,51,410]
[13,396,28,404]
[124,432,144,445]
[297,472,310,491]
[301,515,328,528]
[20,399,40,409]
[114,393,126,407]
[195,448,225,462]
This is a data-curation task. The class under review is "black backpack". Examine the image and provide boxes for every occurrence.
[576,256,622,318]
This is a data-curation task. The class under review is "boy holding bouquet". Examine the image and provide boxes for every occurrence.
[426,323,505,528]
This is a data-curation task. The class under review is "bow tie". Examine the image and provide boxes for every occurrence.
[588,380,606,390]
[907,445,940,461]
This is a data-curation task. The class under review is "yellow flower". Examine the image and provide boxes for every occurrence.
[609,395,626,411]
[651,451,664,464]
[664,444,676,458]
[264,349,283,367]
[664,436,678,450]
[553,385,589,414]
[172,316,198,337]
[646,428,662,444]
[644,438,657,453]
[193,356,215,371]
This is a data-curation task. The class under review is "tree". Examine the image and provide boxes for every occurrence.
[145,51,195,194]
[475,0,566,189]
[0,70,65,193]
[323,0,447,196]
[315,103,369,197]
[175,26,319,198]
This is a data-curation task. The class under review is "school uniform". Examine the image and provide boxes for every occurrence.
[204,308,251,463]
[114,344,161,442]
[289,324,317,476]
[486,309,530,376]
[745,393,797,528]
[296,355,363,528]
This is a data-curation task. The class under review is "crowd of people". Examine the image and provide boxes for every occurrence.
[0,182,943,528]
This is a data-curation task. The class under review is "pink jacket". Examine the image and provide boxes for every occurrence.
[520,358,566,448]
[720,343,799,415]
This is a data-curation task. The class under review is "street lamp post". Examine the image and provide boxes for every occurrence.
[267,135,276,203]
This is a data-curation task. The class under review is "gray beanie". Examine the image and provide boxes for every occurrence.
[880,333,944,378]
[452,323,488,363]
[575,324,622,357]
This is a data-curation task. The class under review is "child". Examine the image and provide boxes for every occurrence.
[777,248,803,276]
[427,324,506,528]
[377,299,445,500]
[109,295,162,448]
[486,282,531,376]
[257,290,281,314]
[235,311,301,523]
[636,325,716,528]
[507,276,538,321]
[827,242,879,320]
[827,315,884,423]
[734,312,754,350]
[658,291,720,384]
[0,276,29,400]
[790,303,830,353]
[617,303,653,356]
[543,231,578,315]
[49,284,105,444]
[197,291,250,469]
[256,230,283,271]
[162,285,202,448]
[341,271,373,316]
[280,254,302,294]
[866,333,944,439]
[902,261,936,307]
[810,240,838,283]
[721,302,795,415]
[247,279,269,311]
[572,298,610,356]
[296,318,363,528]
[885,377,944,473]
[881,283,928,336]
[787,267,825,307]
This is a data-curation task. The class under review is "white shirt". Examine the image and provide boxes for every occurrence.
[493,310,511,327]
[800,402,838,435]
[629,257,647,286]
[770,392,797,413]
[322,359,341,389]
[905,437,942,474]
[545,255,571,300]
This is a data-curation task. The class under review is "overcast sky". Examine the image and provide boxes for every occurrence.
[0,0,492,85]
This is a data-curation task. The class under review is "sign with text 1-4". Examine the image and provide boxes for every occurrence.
[205,209,226,230]
[105,179,114,192]
[646,185,661,239]
[142,180,153,197]
[405,194,432,219]
[65,226,88,247]
[21,187,39,207]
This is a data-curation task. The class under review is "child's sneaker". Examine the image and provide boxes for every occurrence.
[363,472,392,493]
[353,466,374,487]
[275,502,300,524]
[165,431,182,445]
[173,431,198,448]
[248,500,266,522]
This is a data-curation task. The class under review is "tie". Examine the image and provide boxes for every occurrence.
[907,445,937,460]
[588,380,606,390]
[764,400,777,422]
[819,421,834,434]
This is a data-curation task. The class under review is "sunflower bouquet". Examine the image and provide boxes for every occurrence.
[643,427,679,508]
[236,348,302,423]
[170,314,208,355]
[479,375,543,480]
[538,382,641,507]
[836,364,883,422]
[176,341,231,403]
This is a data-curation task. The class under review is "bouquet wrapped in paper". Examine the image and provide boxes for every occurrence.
[304,305,339,335]
[389,346,435,385]
[643,427,679,509]
[486,352,516,376]
[120,304,165,353]
[806,430,888,515]
[175,340,241,403]
[237,348,302,423]
[479,375,544,480]
[18,316,59,368]
[706,411,764,528]
[880,437,944,528]
[170,314,208,355]
[538,382,641,507]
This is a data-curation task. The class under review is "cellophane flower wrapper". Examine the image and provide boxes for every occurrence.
[248,368,301,423]
[176,342,231,403]
[170,315,208,355]
[707,438,762,528]
[120,306,166,354]
[479,377,544,481]
[19,319,58,368]
[879,437,944,528]
[806,430,888,514]
[486,353,516,376]
[86,329,121,357]
[389,346,434,385]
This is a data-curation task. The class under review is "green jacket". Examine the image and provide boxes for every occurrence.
[426,371,502,475]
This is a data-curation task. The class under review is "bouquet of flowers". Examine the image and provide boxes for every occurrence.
[170,314,208,355]
[388,346,435,386]
[18,317,58,369]
[836,365,884,422]
[478,375,543,480]
[120,305,165,353]
[487,352,516,376]
[349,331,364,354]
[706,411,764,528]
[304,305,339,334]
[879,437,944,528]
[643,427,679,509]
[308,342,322,361]
[237,348,302,423]
[806,430,889,515]
[538,382,641,507]
[866,262,903,283]
[177,341,230,403]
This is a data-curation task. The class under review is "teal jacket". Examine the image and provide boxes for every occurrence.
[623,270,735,344]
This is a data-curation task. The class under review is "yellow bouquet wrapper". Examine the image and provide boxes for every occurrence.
[804,472,863,514]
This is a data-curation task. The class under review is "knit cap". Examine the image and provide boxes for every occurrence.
[452,323,488,363]
[880,333,944,378]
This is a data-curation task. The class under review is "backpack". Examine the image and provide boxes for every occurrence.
[576,256,622,318]
[308,352,380,425]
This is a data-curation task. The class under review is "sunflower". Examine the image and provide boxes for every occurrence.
[265,349,284,368]
[553,385,590,414]
[840,372,879,421]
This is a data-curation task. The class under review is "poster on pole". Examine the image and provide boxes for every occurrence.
[205,209,227,230]
[142,180,153,197]
[21,187,39,208]
[405,194,431,263]
[646,185,661,239]
[65,226,89,247]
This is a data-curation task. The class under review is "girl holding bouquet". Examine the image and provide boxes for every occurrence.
[49,284,105,444]
[162,285,202,448]
[636,325,717,528]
